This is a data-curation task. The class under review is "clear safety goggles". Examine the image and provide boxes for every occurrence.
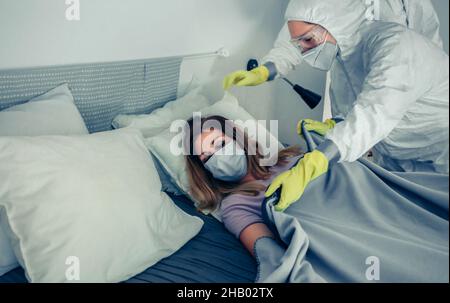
[290,25,328,54]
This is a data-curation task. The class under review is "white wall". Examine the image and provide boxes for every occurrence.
[0,0,323,146]
[0,0,448,147]
[0,0,280,69]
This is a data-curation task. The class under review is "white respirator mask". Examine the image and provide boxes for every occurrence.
[204,141,248,182]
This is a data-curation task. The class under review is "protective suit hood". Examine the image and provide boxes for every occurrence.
[285,0,368,56]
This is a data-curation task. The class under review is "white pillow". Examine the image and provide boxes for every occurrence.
[112,87,210,137]
[0,129,203,282]
[0,83,89,277]
[0,83,88,136]
[112,87,211,195]
[145,92,283,198]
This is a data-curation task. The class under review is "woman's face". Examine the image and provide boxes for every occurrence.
[193,128,233,163]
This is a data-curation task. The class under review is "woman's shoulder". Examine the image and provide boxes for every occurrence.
[220,190,263,213]
[220,192,252,208]
[220,155,301,207]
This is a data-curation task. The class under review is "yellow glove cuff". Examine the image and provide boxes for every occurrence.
[324,119,336,129]
[305,150,329,180]
[253,65,270,82]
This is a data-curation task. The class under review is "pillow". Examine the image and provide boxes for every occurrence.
[151,153,186,195]
[0,83,88,136]
[145,92,283,202]
[177,73,201,98]
[0,83,89,276]
[113,87,210,194]
[112,87,210,137]
[0,129,203,282]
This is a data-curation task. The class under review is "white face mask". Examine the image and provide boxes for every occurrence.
[204,141,248,182]
[302,34,338,71]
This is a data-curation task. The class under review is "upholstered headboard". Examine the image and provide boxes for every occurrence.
[0,57,182,133]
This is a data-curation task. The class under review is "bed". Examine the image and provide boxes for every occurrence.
[1,56,448,283]
[0,57,257,283]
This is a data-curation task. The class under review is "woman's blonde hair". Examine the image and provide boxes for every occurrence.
[184,115,302,211]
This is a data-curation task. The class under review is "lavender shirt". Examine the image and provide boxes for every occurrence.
[219,156,301,239]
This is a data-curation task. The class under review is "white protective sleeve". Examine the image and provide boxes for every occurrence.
[261,23,303,77]
[325,29,439,162]
[404,0,444,49]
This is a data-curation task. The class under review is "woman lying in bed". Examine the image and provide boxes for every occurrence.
[184,115,301,255]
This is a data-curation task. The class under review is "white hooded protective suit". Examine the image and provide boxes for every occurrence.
[264,0,449,173]
[263,0,443,77]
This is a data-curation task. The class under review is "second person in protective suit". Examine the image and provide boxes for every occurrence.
[223,0,449,211]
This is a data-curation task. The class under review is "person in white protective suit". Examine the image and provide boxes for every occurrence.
[223,0,449,211]
[261,0,443,77]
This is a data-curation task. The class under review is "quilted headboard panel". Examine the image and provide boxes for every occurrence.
[0,57,182,133]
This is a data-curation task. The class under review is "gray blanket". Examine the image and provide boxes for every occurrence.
[255,128,449,283]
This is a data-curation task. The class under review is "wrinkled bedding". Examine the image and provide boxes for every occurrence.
[255,129,449,283]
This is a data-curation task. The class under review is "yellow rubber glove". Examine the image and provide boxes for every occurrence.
[297,119,336,137]
[223,66,270,90]
[265,150,329,212]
